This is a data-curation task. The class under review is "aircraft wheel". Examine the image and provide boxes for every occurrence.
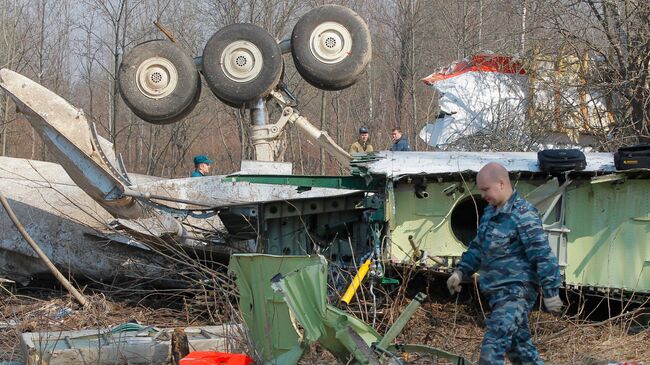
[291,5,371,90]
[202,23,283,108]
[118,40,201,124]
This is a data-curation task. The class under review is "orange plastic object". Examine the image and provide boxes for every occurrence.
[179,351,254,365]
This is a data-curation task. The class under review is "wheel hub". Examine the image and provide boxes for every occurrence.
[309,22,352,64]
[135,57,178,99]
[221,41,263,83]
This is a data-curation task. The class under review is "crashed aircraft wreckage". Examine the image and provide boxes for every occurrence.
[229,254,472,364]
[0,69,360,284]
[1,3,649,304]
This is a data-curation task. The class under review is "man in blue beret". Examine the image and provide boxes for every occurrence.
[191,155,213,177]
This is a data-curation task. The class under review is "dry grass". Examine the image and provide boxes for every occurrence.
[398,299,649,364]
[0,291,198,362]
[1,275,648,365]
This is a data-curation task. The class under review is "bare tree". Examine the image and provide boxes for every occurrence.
[76,0,146,151]
[540,0,650,145]
[0,0,29,156]
[24,0,73,160]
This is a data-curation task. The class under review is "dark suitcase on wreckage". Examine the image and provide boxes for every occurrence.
[614,144,650,170]
[537,149,586,173]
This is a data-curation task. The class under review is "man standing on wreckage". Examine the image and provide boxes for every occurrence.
[447,162,563,364]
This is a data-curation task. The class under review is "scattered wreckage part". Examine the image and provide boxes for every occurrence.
[376,292,426,350]
[118,39,202,124]
[341,258,372,304]
[110,212,226,252]
[385,344,473,365]
[228,254,320,364]
[123,189,220,220]
[202,23,283,107]
[137,173,364,211]
[0,69,146,219]
[0,69,144,217]
[112,215,185,241]
[291,4,371,90]
[20,324,243,365]
[112,216,235,260]
[338,326,382,365]
[270,255,472,364]
[0,193,90,307]
[0,157,172,285]
[123,189,213,208]
[266,255,382,364]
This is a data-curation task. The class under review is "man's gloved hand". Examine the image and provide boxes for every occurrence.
[446,271,462,295]
[543,295,563,313]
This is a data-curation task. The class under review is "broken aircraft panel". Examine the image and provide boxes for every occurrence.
[0,69,365,285]
[233,151,650,297]
[356,151,650,295]
[1,67,649,299]
[229,253,472,364]
[20,323,243,365]
[0,156,172,284]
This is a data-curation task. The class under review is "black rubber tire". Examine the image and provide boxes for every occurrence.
[118,40,201,125]
[291,5,371,90]
[214,92,244,110]
[202,23,283,108]
[156,79,202,124]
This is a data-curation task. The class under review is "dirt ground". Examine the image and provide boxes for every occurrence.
[1,283,648,364]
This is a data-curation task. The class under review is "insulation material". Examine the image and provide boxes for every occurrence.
[420,53,613,150]
[420,53,528,149]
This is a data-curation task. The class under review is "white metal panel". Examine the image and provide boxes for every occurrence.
[364,151,616,178]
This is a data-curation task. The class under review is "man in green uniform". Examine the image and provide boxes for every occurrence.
[349,127,374,154]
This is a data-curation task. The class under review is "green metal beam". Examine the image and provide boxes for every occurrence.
[225,174,380,191]
[376,292,427,349]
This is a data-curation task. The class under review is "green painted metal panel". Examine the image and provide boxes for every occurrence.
[229,254,323,364]
[391,183,469,261]
[272,258,472,364]
[564,179,650,293]
[390,181,540,263]
[225,175,376,190]
[271,259,384,364]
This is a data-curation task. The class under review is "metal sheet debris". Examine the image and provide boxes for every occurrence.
[20,324,243,365]
[361,151,616,178]
[230,253,472,364]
